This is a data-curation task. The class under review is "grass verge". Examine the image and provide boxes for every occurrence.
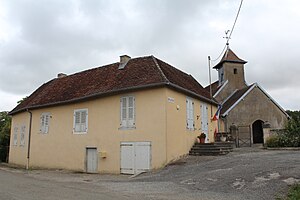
[286,184,300,200]
[277,184,300,200]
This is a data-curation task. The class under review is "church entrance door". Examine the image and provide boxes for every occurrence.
[252,120,264,144]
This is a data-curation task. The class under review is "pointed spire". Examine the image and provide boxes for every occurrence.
[213,48,247,69]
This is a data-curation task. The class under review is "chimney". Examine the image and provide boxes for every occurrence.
[57,73,67,78]
[118,55,131,69]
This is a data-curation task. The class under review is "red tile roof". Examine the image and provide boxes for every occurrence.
[213,48,247,69]
[220,84,253,115]
[10,56,216,114]
[204,80,220,96]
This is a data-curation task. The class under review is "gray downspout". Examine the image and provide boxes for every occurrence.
[26,109,32,170]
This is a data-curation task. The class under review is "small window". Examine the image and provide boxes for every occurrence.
[234,68,237,74]
[218,67,225,85]
[186,98,195,130]
[13,127,18,146]
[73,109,88,133]
[20,125,26,146]
[120,96,135,128]
[40,113,50,134]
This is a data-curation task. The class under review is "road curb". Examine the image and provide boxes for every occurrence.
[266,147,300,150]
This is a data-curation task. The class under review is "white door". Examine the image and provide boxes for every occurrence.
[135,142,151,173]
[201,103,209,143]
[120,143,135,174]
[120,142,151,174]
[86,147,98,173]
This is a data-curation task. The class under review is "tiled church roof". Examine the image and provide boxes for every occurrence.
[213,48,247,69]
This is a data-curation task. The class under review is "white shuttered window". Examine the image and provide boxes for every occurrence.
[20,125,26,146]
[120,96,135,128]
[186,98,194,130]
[13,127,18,146]
[73,109,88,133]
[40,113,50,134]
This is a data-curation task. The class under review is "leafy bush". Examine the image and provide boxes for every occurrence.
[266,132,300,148]
[265,135,280,147]
[266,112,300,147]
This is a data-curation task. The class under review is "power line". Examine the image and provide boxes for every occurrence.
[210,0,244,62]
[211,44,227,62]
[227,0,243,44]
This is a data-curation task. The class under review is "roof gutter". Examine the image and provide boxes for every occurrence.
[9,83,167,115]
[167,83,218,105]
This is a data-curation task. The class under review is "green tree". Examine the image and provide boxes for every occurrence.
[286,110,300,134]
[0,111,11,162]
[17,96,28,105]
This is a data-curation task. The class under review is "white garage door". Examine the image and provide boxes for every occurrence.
[120,142,151,174]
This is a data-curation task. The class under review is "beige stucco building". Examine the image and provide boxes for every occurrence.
[9,55,218,174]
[205,48,289,145]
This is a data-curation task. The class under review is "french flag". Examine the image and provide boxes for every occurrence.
[212,105,222,121]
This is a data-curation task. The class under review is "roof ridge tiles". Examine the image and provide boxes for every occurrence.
[154,57,192,77]
[57,55,155,79]
[151,55,170,83]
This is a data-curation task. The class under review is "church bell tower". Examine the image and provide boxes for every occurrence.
[213,48,247,91]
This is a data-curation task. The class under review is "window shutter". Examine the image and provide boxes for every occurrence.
[128,96,135,127]
[189,100,192,129]
[205,104,208,131]
[75,111,80,124]
[120,96,135,128]
[74,111,80,132]
[73,109,88,133]
[201,103,209,132]
[120,97,127,127]
[45,114,49,133]
[192,100,194,128]
[186,99,189,129]
[186,98,194,130]
[84,110,88,132]
[40,115,45,133]
[20,125,25,146]
[81,110,87,132]
[40,113,51,134]
[13,127,18,146]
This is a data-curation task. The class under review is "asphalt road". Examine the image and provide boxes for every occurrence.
[0,148,299,200]
[0,168,141,200]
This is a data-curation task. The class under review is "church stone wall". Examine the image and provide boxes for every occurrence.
[223,62,247,91]
[224,86,287,132]
[215,62,247,102]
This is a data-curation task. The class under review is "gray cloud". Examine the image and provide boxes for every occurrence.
[0,0,300,110]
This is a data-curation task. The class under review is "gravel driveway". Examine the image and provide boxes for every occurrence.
[130,148,300,199]
[1,148,299,200]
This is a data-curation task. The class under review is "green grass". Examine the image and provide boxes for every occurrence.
[286,184,300,200]
[277,184,300,200]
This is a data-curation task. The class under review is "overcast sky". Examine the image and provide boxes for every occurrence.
[0,0,299,111]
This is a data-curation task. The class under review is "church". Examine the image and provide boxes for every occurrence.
[205,48,289,145]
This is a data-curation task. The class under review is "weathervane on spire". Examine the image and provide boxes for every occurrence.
[223,30,230,49]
